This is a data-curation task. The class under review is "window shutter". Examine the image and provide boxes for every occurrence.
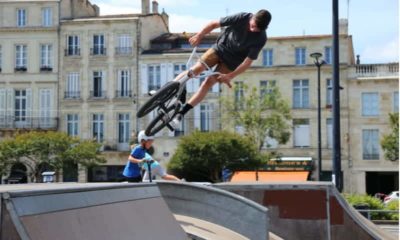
[167,63,174,83]
[140,64,148,95]
[6,88,14,117]
[0,89,6,125]
[160,63,167,86]
[194,105,200,129]
[26,88,32,125]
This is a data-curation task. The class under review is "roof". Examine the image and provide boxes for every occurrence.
[230,171,309,182]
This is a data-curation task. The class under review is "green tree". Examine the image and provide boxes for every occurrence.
[0,131,106,182]
[381,113,399,161]
[168,131,262,182]
[222,83,292,151]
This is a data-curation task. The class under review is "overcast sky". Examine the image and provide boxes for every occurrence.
[91,0,399,64]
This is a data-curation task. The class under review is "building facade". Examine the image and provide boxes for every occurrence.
[0,0,398,194]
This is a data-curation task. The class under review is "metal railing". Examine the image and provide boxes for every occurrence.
[356,209,399,221]
[64,48,81,56]
[90,47,107,56]
[89,91,107,99]
[0,117,58,129]
[115,90,132,98]
[115,47,133,55]
[64,91,81,99]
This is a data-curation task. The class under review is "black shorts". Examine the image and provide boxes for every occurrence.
[125,176,142,183]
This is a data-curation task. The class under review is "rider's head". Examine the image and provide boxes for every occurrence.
[138,130,154,149]
[249,9,271,32]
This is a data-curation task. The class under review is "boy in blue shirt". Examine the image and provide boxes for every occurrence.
[122,130,154,182]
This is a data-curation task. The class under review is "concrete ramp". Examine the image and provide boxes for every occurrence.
[157,181,270,240]
[1,183,187,240]
[215,182,396,240]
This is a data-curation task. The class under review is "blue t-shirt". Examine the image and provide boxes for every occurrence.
[122,145,146,178]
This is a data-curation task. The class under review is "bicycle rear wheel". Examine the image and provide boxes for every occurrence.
[137,81,180,118]
[145,104,178,136]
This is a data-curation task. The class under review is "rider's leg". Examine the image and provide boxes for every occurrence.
[173,62,206,103]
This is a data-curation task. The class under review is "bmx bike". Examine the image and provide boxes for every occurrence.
[136,47,220,136]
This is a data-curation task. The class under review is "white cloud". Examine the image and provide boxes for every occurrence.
[96,3,140,15]
[361,38,399,63]
[157,0,199,7]
[168,14,214,33]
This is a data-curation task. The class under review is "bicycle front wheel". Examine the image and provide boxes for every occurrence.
[137,81,180,118]
[145,105,178,136]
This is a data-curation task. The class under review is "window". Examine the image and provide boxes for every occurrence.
[262,49,273,66]
[17,9,27,27]
[117,70,131,97]
[40,44,52,70]
[15,90,27,122]
[116,34,132,55]
[293,79,309,108]
[174,63,186,78]
[0,45,2,71]
[326,118,333,149]
[263,135,278,149]
[362,92,379,116]
[260,80,275,98]
[41,8,52,27]
[67,114,79,136]
[326,78,332,106]
[67,35,80,56]
[92,34,105,55]
[325,46,332,64]
[15,45,27,69]
[362,129,379,160]
[295,47,306,65]
[148,65,161,91]
[92,114,104,143]
[66,73,80,98]
[39,89,52,127]
[394,92,399,112]
[118,113,130,143]
[92,71,104,98]
[234,81,244,109]
[293,119,310,147]
[200,104,212,132]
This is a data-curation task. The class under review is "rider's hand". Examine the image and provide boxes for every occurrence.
[217,74,233,88]
[189,33,203,46]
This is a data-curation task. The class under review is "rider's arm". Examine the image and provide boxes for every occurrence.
[218,57,253,87]
[128,155,144,164]
[189,20,220,46]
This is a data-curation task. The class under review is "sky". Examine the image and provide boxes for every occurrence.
[91,0,399,64]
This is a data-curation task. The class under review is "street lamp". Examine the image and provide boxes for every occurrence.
[310,52,326,181]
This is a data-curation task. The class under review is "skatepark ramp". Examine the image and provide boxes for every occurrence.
[0,183,187,240]
[157,181,270,240]
[215,182,396,240]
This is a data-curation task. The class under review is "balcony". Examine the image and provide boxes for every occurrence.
[352,63,399,78]
[64,91,81,99]
[89,91,107,99]
[14,66,27,72]
[115,90,132,98]
[115,47,133,55]
[90,47,106,56]
[40,66,53,72]
[64,48,81,56]
[0,116,58,130]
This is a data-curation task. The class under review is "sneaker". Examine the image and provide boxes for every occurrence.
[148,90,157,96]
[170,114,183,129]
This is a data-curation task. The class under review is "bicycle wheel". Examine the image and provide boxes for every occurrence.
[145,104,178,136]
[137,81,180,118]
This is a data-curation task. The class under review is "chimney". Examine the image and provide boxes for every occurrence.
[152,1,159,14]
[339,18,348,35]
[142,0,150,14]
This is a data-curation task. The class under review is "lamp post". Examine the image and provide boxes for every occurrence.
[310,52,325,181]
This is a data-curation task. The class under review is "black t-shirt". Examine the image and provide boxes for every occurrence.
[212,12,267,70]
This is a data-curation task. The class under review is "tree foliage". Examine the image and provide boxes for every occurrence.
[0,131,106,181]
[168,131,263,182]
[222,83,292,151]
[381,113,399,161]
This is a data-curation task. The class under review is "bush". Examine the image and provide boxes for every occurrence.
[385,200,399,220]
[343,193,385,220]
[168,131,262,182]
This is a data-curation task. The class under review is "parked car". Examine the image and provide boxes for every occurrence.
[384,191,399,205]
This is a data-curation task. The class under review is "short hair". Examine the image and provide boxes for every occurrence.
[254,9,272,30]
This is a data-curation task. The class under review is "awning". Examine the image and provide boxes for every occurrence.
[230,171,309,182]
